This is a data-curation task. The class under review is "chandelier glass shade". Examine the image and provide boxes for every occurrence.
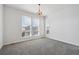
[37,4,43,16]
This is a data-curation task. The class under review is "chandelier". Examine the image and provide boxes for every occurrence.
[37,4,43,16]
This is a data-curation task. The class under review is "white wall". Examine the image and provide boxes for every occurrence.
[4,6,45,45]
[46,5,79,46]
[0,5,3,49]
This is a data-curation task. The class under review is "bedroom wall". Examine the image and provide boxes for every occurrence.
[4,6,45,45]
[46,5,79,46]
[0,5,3,49]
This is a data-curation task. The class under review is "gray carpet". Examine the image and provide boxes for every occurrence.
[0,37,79,55]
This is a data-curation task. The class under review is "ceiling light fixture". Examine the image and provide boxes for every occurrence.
[37,4,43,16]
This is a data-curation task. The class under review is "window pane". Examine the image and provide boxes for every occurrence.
[32,18,39,35]
[22,31,30,37]
[32,18,39,31]
[21,16,31,37]
[32,31,38,35]
[22,16,31,26]
[32,18,39,26]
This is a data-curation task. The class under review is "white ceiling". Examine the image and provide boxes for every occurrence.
[5,4,79,16]
[5,4,70,15]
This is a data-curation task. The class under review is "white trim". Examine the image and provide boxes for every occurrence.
[47,37,79,47]
[4,35,45,45]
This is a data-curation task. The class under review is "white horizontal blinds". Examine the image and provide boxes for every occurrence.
[21,16,31,37]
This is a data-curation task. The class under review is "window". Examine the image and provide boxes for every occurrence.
[21,16,39,38]
[32,18,39,36]
[21,16,31,37]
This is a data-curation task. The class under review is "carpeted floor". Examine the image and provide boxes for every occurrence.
[0,37,79,55]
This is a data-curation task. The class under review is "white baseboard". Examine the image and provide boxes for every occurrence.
[47,37,79,47]
[4,35,45,45]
